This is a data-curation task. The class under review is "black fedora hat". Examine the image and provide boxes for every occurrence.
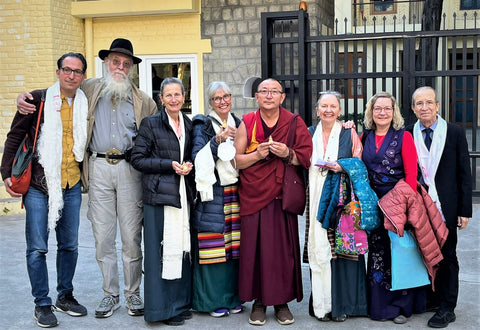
[98,38,142,64]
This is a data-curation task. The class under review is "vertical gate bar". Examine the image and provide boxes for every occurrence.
[261,14,270,79]
[343,38,348,115]
[345,40,351,119]
[472,35,478,194]
[421,36,427,87]
[298,10,308,125]
[462,36,467,128]
[372,38,377,93]
[362,38,368,127]
[334,41,339,91]
[440,32,448,120]
[452,36,457,122]
[326,38,331,88]
[307,42,313,122]
[316,41,321,78]
[382,38,387,91]
[352,39,359,123]
[402,37,414,123]
[472,34,478,152]
[392,39,398,100]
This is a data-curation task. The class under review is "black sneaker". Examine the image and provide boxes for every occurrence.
[34,305,58,328]
[163,315,185,326]
[179,310,193,320]
[428,310,456,328]
[55,294,87,317]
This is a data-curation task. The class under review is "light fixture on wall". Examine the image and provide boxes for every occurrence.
[243,77,261,99]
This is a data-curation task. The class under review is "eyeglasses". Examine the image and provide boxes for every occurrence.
[211,94,231,104]
[257,89,284,97]
[162,93,183,101]
[415,100,437,108]
[61,67,84,77]
[111,58,132,69]
[373,106,393,113]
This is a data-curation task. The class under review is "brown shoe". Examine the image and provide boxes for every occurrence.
[249,300,266,326]
[274,304,294,325]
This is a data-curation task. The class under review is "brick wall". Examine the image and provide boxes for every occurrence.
[0,0,84,148]
[201,0,332,116]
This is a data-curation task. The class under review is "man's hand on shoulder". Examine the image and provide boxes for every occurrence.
[17,92,36,115]
[342,120,355,129]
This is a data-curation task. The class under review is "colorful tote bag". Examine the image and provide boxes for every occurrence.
[334,174,368,255]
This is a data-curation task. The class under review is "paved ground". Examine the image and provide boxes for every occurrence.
[0,194,478,329]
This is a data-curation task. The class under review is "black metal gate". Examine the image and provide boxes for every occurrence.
[261,9,480,196]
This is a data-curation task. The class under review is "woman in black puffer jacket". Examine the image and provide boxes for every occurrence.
[130,77,195,326]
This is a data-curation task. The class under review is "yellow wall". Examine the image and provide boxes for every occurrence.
[0,0,84,144]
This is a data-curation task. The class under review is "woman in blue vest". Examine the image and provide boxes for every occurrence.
[305,91,367,322]
[361,91,424,324]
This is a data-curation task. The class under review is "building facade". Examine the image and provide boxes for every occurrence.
[0,0,332,214]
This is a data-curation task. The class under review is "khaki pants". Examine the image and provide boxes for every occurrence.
[87,156,143,297]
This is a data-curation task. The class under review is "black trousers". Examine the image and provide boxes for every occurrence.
[427,227,459,312]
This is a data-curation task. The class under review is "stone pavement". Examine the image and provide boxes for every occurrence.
[0,194,478,329]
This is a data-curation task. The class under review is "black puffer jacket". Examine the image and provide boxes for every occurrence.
[191,113,241,233]
[130,108,195,207]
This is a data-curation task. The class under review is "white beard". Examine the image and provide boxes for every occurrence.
[101,67,132,105]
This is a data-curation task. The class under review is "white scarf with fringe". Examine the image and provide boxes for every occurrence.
[162,112,191,280]
[37,81,88,230]
[413,115,447,221]
[308,120,341,318]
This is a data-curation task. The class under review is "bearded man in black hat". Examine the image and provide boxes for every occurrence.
[17,38,158,319]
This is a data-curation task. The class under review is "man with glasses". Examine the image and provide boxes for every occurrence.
[16,39,158,319]
[408,86,472,328]
[234,78,312,326]
[2,52,88,328]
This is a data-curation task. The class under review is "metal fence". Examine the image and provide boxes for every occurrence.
[261,9,480,196]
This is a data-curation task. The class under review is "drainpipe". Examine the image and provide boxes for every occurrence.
[84,18,93,78]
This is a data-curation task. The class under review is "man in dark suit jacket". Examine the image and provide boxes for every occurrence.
[407,86,472,328]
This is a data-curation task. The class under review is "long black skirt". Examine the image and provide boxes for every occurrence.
[331,256,368,317]
[143,204,192,322]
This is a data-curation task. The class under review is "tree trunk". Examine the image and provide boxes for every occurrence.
[418,0,444,87]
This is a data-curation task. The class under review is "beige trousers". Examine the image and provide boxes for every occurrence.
[87,156,143,297]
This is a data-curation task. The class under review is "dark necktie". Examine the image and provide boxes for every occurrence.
[424,128,432,150]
